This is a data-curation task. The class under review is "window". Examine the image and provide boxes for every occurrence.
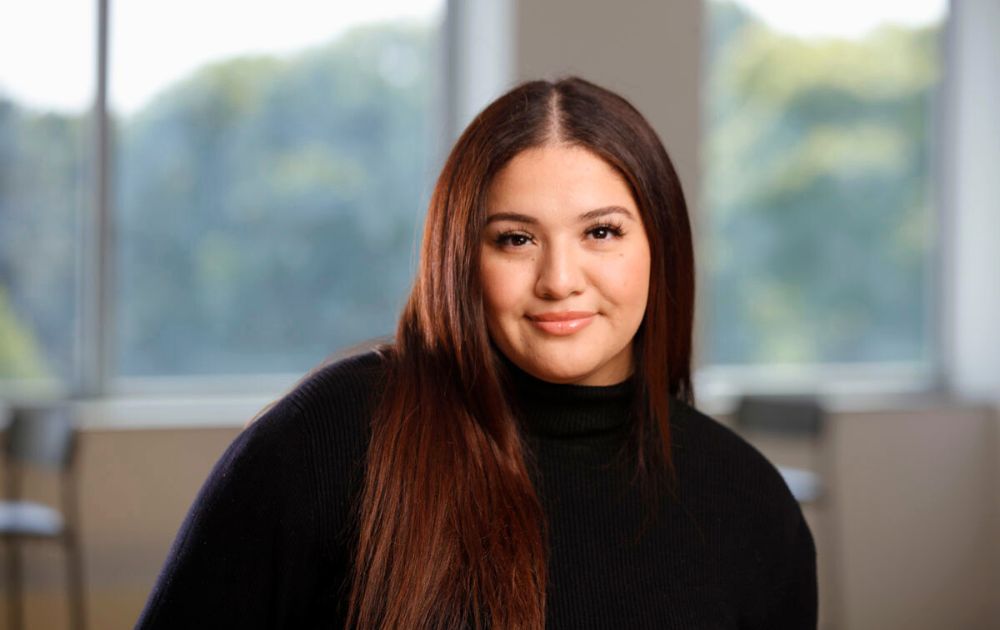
[0,0,444,393]
[701,0,947,374]
[0,1,94,390]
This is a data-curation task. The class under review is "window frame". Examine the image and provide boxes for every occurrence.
[64,0,458,400]
[693,0,955,406]
[6,0,995,421]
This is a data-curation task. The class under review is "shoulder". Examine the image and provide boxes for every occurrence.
[668,398,815,595]
[249,348,388,461]
[668,397,801,523]
[138,356,389,628]
[227,350,388,532]
[243,348,386,434]
[284,348,388,418]
[230,349,388,480]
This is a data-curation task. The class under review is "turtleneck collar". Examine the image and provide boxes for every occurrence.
[498,355,636,439]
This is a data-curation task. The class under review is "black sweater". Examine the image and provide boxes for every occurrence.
[136,351,817,629]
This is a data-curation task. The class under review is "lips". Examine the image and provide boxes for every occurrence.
[527,311,596,336]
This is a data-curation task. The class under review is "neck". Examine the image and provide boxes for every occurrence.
[498,355,635,438]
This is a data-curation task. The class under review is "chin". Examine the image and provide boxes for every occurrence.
[527,357,599,385]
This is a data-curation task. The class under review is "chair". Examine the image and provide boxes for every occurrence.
[733,394,840,628]
[733,395,827,503]
[0,403,86,630]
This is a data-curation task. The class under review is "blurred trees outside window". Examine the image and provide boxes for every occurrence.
[702,0,945,367]
[1,1,443,385]
[2,0,948,390]
[0,1,92,384]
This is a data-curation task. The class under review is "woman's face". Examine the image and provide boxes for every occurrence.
[479,144,651,386]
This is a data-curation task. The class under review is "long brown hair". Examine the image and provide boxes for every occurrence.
[346,77,695,629]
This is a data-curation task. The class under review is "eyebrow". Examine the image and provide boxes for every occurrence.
[485,205,636,225]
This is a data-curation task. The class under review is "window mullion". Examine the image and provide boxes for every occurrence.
[78,0,113,398]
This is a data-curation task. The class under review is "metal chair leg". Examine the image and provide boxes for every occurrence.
[5,537,23,630]
[65,532,86,630]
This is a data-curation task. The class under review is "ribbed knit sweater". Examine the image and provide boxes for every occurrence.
[136,351,817,629]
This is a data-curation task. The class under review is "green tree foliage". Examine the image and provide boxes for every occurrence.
[115,22,435,375]
[704,1,941,364]
[0,94,85,382]
[0,286,49,378]
[2,21,435,381]
[2,10,942,383]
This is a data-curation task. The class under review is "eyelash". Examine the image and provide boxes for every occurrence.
[494,221,626,248]
[588,221,626,240]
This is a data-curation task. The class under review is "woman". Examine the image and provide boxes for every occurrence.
[136,77,817,629]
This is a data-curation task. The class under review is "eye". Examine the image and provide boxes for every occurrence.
[495,231,534,248]
[586,222,626,241]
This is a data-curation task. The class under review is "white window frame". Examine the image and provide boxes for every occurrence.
[693,0,1000,412]
[8,0,998,428]
[939,0,1000,405]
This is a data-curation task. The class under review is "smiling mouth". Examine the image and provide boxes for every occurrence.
[527,311,596,336]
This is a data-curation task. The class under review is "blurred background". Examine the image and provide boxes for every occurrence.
[0,0,997,628]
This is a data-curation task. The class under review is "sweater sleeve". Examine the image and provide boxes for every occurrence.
[135,398,327,629]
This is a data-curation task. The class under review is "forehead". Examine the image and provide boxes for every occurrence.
[486,144,637,218]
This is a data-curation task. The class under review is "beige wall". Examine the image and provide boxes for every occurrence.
[516,0,703,208]
[6,404,997,629]
[726,406,1000,629]
[3,427,238,629]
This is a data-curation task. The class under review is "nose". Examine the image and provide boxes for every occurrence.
[534,240,585,300]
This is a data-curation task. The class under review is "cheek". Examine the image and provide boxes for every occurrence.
[601,250,651,309]
[480,258,528,321]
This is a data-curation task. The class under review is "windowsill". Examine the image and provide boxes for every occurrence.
[63,385,993,432]
[74,395,277,430]
[4,361,993,431]
[692,362,970,415]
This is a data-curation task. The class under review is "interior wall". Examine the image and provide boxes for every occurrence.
[3,427,238,630]
[6,404,996,629]
[723,405,999,629]
[514,0,704,229]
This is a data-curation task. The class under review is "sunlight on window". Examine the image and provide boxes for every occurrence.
[0,1,92,383]
[702,0,946,366]
[112,1,444,376]
[730,0,946,39]
[110,0,442,114]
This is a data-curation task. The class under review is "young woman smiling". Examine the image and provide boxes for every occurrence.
[137,77,817,629]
